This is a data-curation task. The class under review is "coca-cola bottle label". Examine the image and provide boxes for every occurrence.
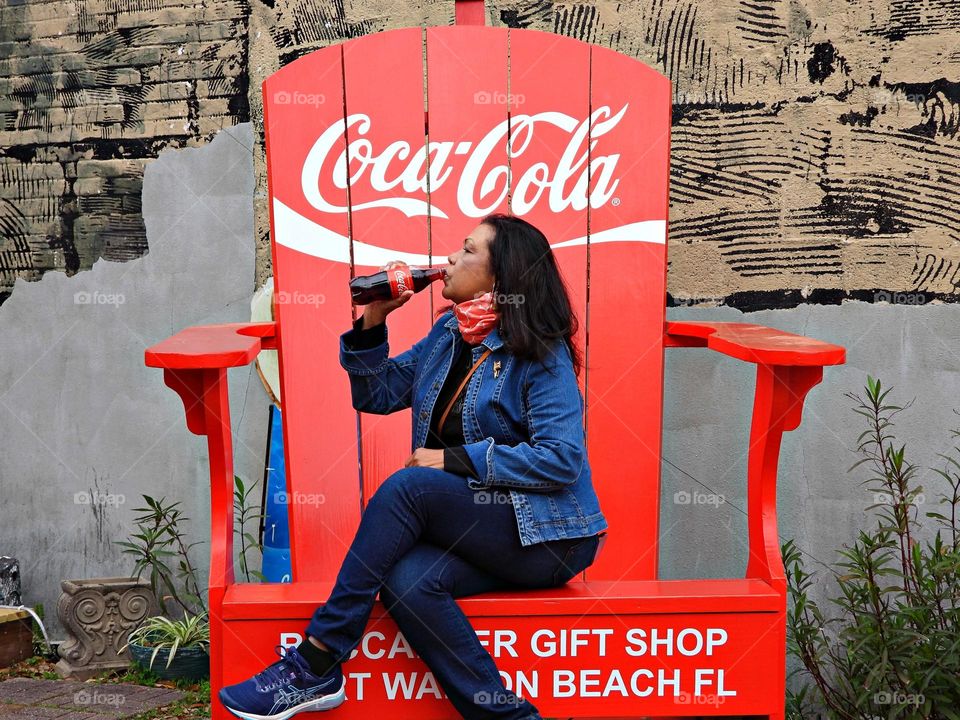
[387,263,414,299]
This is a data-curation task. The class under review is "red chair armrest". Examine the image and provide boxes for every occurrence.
[665,320,845,366]
[144,322,277,369]
[666,320,846,588]
[143,324,277,596]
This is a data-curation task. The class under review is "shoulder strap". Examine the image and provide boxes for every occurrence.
[438,348,492,434]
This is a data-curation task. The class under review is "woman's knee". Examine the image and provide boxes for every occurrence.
[374,466,449,505]
[381,547,445,612]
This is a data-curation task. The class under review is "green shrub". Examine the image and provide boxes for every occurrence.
[784,377,960,720]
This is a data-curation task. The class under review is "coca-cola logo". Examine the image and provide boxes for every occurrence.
[393,269,408,293]
[301,105,628,219]
[274,99,665,266]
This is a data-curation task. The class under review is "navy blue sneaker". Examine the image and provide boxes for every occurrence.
[219,644,346,720]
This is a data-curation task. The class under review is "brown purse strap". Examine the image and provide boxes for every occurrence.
[438,348,492,433]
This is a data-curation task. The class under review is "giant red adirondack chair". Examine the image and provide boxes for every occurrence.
[145,4,845,718]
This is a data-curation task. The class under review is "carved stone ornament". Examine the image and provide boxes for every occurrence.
[55,577,159,679]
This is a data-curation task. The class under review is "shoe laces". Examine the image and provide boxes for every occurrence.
[254,645,313,691]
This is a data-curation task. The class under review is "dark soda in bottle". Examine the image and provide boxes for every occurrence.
[349,262,447,305]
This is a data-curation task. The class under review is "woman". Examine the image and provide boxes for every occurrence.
[219,214,608,720]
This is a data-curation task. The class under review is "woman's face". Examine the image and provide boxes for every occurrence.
[442,223,496,303]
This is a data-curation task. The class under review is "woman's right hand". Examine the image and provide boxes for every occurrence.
[361,261,415,329]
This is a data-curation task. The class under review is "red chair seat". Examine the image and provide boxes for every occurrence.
[223,578,781,620]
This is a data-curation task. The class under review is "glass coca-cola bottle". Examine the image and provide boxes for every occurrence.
[349,262,447,305]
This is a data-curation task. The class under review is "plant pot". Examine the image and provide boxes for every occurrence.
[128,640,209,681]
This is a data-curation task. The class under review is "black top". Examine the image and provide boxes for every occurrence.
[343,316,479,478]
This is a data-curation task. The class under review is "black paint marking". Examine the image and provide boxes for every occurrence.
[501,0,551,29]
[807,42,848,84]
[882,79,960,139]
[839,106,879,127]
[667,288,949,312]
[553,4,599,44]
[880,0,960,38]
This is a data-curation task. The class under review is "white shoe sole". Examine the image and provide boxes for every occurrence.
[221,678,347,720]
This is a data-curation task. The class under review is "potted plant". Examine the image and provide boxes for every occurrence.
[113,496,210,680]
[113,482,263,682]
[120,612,209,681]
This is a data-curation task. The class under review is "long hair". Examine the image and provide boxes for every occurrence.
[436,213,583,378]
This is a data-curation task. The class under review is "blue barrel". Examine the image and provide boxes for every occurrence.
[261,404,292,583]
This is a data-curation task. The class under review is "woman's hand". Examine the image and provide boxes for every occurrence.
[404,448,445,469]
[358,260,415,328]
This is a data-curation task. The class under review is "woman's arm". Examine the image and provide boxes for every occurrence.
[342,315,387,351]
[461,340,586,492]
[339,314,435,415]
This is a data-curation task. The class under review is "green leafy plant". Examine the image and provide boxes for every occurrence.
[29,603,49,657]
[115,496,207,617]
[784,377,960,719]
[234,474,266,583]
[120,613,209,670]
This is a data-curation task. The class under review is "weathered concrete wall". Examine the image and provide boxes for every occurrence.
[663,301,960,578]
[662,300,960,686]
[0,124,269,637]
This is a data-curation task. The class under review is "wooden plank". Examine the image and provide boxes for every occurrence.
[262,44,360,584]
[220,609,783,717]
[665,321,846,366]
[144,322,273,369]
[585,45,672,582]
[341,27,434,509]
[425,25,509,316]
[224,577,781,618]
[506,28,590,401]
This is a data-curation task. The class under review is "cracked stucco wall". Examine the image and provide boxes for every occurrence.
[0,123,266,640]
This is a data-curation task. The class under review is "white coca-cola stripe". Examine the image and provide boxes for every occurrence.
[275,199,433,266]
[550,220,666,248]
[274,198,665,268]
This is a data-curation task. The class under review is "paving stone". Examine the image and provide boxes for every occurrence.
[0,678,72,703]
[0,706,98,719]
[0,678,187,719]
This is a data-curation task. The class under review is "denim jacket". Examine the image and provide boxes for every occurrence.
[339,309,608,546]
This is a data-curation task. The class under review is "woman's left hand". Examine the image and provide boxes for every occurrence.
[404,448,445,469]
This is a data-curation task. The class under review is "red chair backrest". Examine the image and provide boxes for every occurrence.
[262,27,671,585]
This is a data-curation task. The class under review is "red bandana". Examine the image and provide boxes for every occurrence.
[454,291,499,344]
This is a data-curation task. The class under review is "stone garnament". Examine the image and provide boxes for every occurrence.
[55,577,159,680]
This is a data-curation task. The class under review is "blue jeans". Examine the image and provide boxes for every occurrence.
[305,466,601,719]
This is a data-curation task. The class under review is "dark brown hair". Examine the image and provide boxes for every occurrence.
[436,213,583,377]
